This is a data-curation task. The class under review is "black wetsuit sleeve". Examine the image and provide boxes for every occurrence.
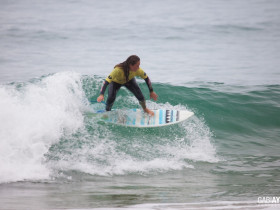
[144,77,153,93]
[100,80,109,95]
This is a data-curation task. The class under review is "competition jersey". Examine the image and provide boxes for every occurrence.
[105,67,148,84]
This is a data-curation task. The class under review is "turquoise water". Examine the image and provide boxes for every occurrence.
[1,0,280,209]
[1,74,279,209]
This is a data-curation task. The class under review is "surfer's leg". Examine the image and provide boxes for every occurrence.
[106,82,121,111]
[124,78,146,109]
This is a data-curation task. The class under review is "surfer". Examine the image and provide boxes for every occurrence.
[97,55,158,116]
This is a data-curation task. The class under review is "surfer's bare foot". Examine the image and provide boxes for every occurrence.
[144,108,154,116]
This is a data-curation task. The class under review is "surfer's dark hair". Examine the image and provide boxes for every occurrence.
[115,55,140,82]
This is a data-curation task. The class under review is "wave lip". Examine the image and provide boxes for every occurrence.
[0,72,85,183]
[0,73,222,183]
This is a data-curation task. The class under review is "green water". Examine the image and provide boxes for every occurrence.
[1,73,279,209]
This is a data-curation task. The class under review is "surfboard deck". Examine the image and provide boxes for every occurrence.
[94,109,194,128]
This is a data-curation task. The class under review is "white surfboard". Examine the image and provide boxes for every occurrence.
[95,109,194,128]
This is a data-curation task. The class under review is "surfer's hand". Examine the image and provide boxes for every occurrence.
[97,95,104,102]
[150,92,158,101]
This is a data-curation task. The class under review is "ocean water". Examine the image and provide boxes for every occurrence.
[0,0,280,209]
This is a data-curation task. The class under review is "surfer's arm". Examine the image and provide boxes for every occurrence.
[97,80,109,102]
[144,77,158,101]
[99,70,115,95]
[100,80,109,95]
[137,68,154,93]
[144,77,153,93]
[138,68,158,101]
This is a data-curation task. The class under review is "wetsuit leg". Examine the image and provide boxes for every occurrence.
[106,82,122,111]
[124,78,146,109]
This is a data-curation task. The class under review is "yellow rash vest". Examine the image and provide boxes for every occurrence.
[105,67,148,84]
[100,67,153,95]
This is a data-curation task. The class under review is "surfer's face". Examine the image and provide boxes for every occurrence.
[130,61,140,72]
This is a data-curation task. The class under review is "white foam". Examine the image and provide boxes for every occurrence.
[0,72,85,183]
[0,75,219,182]
[51,98,218,177]
[146,100,219,163]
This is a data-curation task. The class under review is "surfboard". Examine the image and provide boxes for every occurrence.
[95,109,194,128]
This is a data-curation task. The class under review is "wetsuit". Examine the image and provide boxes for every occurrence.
[100,67,154,111]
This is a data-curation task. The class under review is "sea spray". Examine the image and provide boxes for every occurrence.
[0,73,219,182]
[48,92,218,177]
[0,72,85,183]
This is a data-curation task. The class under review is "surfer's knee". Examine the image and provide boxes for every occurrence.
[134,90,144,102]
[138,94,145,102]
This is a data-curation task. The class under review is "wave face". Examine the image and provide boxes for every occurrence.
[1,72,279,183]
[0,72,219,183]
